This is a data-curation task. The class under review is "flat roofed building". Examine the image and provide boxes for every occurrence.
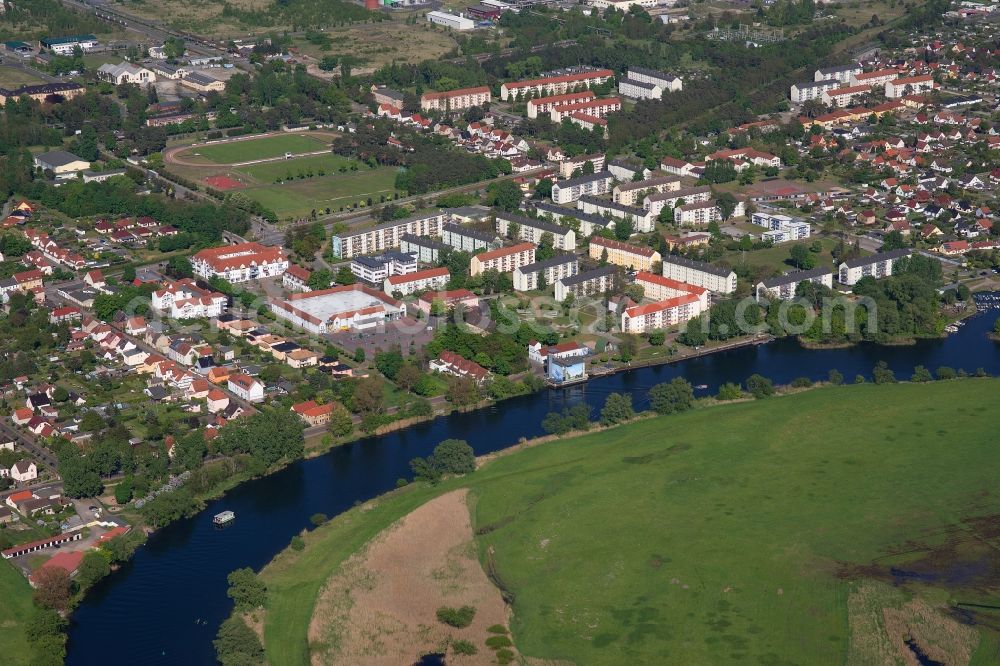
[40,34,98,55]
[399,233,448,264]
[269,284,405,334]
[426,10,476,30]
[495,211,576,250]
[661,255,737,294]
[513,254,578,291]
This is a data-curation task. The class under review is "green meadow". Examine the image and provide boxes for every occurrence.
[191,134,328,164]
[256,380,1000,665]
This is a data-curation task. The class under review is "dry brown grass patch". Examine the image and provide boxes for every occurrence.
[308,489,511,665]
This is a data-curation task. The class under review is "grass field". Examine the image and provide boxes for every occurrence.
[0,560,36,665]
[256,379,1000,665]
[235,153,356,182]
[241,166,399,218]
[721,236,852,275]
[0,66,45,88]
[293,21,459,73]
[189,134,329,165]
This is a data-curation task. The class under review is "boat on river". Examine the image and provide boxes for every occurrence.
[213,511,235,525]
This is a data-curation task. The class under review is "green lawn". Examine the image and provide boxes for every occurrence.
[191,134,329,165]
[721,236,851,275]
[257,379,1000,665]
[235,153,357,183]
[0,560,35,665]
[0,66,45,88]
[242,167,400,219]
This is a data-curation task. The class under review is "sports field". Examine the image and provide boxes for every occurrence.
[256,379,1000,665]
[240,166,399,218]
[189,134,329,164]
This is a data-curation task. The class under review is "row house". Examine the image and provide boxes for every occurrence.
[0,269,44,302]
[549,97,621,123]
[526,90,596,119]
[429,350,489,384]
[22,228,85,270]
[707,148,781,169]
[282,264,312,292]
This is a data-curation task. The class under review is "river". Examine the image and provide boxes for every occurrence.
[65,298,1000,665]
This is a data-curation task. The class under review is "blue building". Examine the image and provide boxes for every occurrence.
[547,356,587,385]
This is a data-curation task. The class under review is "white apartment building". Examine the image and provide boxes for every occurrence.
[470,242,536,276]
[838,249,911,285]
[426,11,475,30]
[633,272,709,308]
[885,75,936,99]
[822,85,871,108]
[756,268,834,302]
[618,66,682,100]
[228,374,265,402]
[662,255,737,294]
[350,252,418,285]
[500,67,615,101]
[190,242,288,283]
[550,97,621,122]
[41,34,98,55]
[620,292,704,333]
[399,234,448,264]
[789,79,841,103]
[676,201,723,226]
[551,171,614,205]
[554,266,617,302]
[384,267,450,296]
[558,153,606,178]
[331,211,448,259]
[613,175,681,206]
[814,64,862,83]
[849,68,900,87]
[420,86,491,112]
[588,236,661,271]
[526,90,595,119]
[513,255,578,291]
[151,279,227,319]
[577,195,654,233]
[643,185,712,218]
[752,212,811,243]
[495,212,576,251]
[440,222,501,253]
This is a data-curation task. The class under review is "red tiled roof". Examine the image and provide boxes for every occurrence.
[590,236,656,257]
[386,267,449,285]
[474,242,535,262]
[504,69,614,90]
[625,293,701,317]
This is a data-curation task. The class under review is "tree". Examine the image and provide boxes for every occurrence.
[374,349,404,380]
[881,230,907,251]
[716,192,738,220]
[59,449,103,498]
[396,364,422,392]
[227,567,267,611]
[114,477,134,505]
[935,366,956,380]
[600,393,635,425]
[487,181,522,211]
[648,330,666,346]
[911,365,932,382]
[872,361,896,384]
[789,244,816,270]
[353,346,366,363]
[328,403,353,437]
[307,269,333,290]
[80,410,106,433]
[432,438,475,474]
[746,373,774,398]
[33,566,72,611]
[827,368,844,385]
[166,255,193,278]
[335,266,356,285]
[716,382,743,400]
[215,616,264,666]
[26,608,67,665]
[76,551,111,591]
[213,408,304,467]
[648,378,694,414]
[352,377,384,414]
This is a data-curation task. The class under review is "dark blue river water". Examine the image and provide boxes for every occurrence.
[66,300,1000,665]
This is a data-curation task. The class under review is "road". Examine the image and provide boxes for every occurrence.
[0,420,59,473]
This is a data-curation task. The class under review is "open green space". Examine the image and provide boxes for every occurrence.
[721,236,851,274]
[189,134,329,165]
[0,560,36,665]
[258,379,1000,665]
[0,66,46,88]
[235,153,357,183]
[242,167,399,218]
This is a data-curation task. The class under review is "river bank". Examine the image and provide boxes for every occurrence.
[64,298,1000,665]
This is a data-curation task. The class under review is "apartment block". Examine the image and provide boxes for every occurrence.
[495,212,576,250]
[662,255,737,294]
[512,254,579,291]
[470,242,536,276]
[331,211,448,259]
[588,236,661,271]
[554,265,617,302]
[551,171,614,205]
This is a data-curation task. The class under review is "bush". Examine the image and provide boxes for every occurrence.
[487,624,508,634]
[290,535,305,551]
[746,374,774,398]
[599,393,635,425]
[648,378,694,415]
[790,376,813,388]
[827,368,843,385]
[451,639,477,655]
[716,382,743,400]
[437,605,476,628]
[226,567,267,611]
[310,513,328,527]
[935,366,956,380]
[214,616,264,666]
[496,648,515,664]
[486,635,513,648]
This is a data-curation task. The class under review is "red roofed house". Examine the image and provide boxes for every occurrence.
[282,264,312,292]
[190,242,288,283]
[430,350,490,384]
[290,400,335,426]
[227,373,264,402]
[30,550,85,585]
